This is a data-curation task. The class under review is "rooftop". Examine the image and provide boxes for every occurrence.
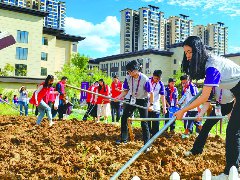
[0,2,48,17]
[90,49,174,64]
[43,27,85,42]
[0,76,45,84]
[222,53,240,58]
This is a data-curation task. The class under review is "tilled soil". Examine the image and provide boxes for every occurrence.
[0,115,225,180]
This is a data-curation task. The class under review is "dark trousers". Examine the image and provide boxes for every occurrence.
[224,82,240,175]
[184,111,202,133]
[52,99,64,119]
[120,99,150,144]
[148,111,160,136]
[83,102,91,120]
[111,101,121,122]
[165,109,176,131]
[191,101,234,155]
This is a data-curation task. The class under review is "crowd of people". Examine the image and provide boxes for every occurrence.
[1,35,240,179]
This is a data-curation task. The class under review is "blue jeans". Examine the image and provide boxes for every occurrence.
[36,100,52,125]
[19,101,28,116]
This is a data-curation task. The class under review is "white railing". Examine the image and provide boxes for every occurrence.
[130,166,239,180]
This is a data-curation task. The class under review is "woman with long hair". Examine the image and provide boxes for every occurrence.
[29,75,59,126]
[174,36,240,179]
[95,79,111,123]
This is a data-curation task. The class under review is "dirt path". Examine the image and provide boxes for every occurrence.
[0,116,225,179]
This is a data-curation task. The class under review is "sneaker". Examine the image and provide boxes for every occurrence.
[144,147,152,153]
[49,121,55,127]
[211,173,228,180]
[115,139,127,145]
[182,133,190,139]
[184,151,193,157]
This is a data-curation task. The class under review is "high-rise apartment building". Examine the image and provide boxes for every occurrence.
[165,14,193,47]
[120,5,165,54]
[194,22,228,55]
[1,0,66,29]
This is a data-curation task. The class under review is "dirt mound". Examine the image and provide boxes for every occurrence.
[0,115,225,179]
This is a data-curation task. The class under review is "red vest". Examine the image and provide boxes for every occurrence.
[86,86,93,103]
[57,81,65,100]
[29,82,50,106]
[96,85,110,104]
[111,81,122,98]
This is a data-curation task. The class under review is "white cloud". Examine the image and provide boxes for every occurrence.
[228,46,240,53]
[65,16,120,55]
[166,0,240,16]
[141,0,240,16]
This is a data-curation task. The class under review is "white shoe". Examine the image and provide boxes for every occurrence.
[211,173,228,180]
[184,151,193,157]
[49,121,55,127]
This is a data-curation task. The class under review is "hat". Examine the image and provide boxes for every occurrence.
[168,78,176,83]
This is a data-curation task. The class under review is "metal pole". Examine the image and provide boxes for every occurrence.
[66,84,160,113]
[110,90,202,180]
[128,116,227,121]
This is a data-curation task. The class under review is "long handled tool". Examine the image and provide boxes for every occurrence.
[66,84,161,113]
[1,100,24,114]
[110,90,202,180]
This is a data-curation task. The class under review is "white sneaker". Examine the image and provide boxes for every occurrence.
[49,121,55,127]
[211,173,228,180]
[184,151,193,157]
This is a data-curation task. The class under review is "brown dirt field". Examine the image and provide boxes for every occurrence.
[0,115,225,180]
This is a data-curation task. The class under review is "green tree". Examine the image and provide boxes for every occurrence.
[55,54,111,98]
[71,53,89,70]
[0,63,14,76]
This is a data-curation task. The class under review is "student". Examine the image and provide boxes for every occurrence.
[82,81,98,121]
[148,70,166,137]
[115,60,153,147]
[174,36,240,179]
[164,78,179,132]
[180,75,202,138]
[95,79,111,123]
[19,86,28,116]
[29,75,59,127]
[13,95,19,107]
[54,76,68,120]
[184,87,234,157]
[110,75,123,123]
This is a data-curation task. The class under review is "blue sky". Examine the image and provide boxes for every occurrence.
[64,0,240,58]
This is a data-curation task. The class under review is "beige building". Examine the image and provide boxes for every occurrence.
[194,22,228,55]
[165,15,193,48]
[90,45,184,84]
[0,3,84,79]
[120,5,165,54]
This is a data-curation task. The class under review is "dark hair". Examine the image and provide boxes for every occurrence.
[98,79,106,92]
[44,75,54,87]
[182,36,209,80]
[61,76,68,80]
[153,70,162,78]
[168,78,176,83]
[113,75,118,78]
[180,75,189,81]
[126,60,141,72]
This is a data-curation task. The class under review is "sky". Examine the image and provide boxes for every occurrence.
[64,0,240,59]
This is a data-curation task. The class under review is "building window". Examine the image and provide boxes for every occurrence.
[174,59,177,64]
[72,43,78,52]
[15,64,27,76]
[17,30,28,43]
[16,47,28,60]
[41,52,48,61]
[41,67,47,76]
[173,70,176,75]
[42,37,48,45]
